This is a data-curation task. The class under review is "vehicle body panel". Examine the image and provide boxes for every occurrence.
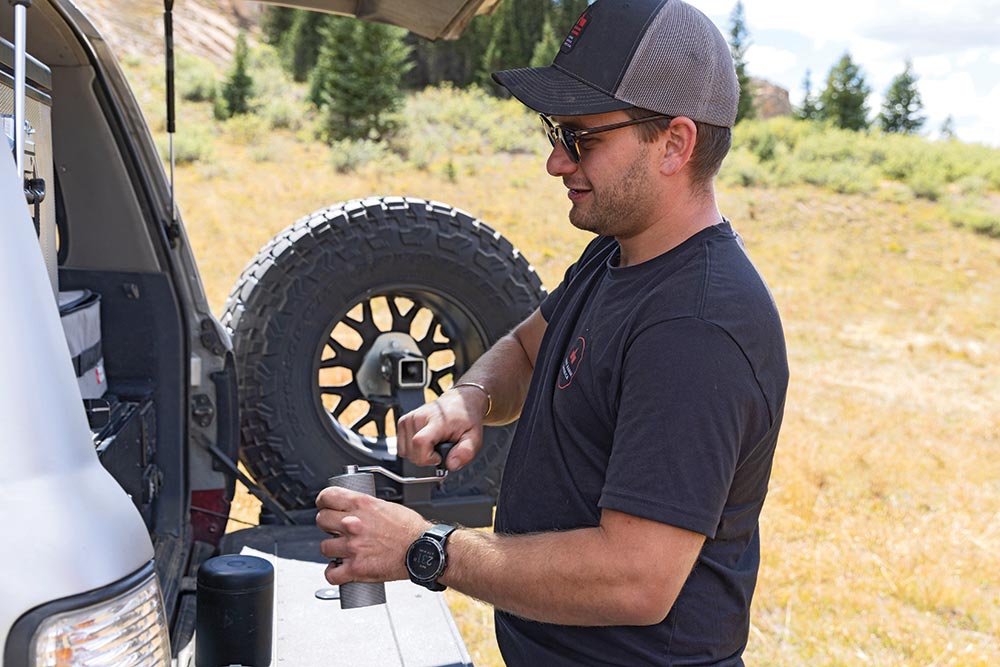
[0,149,153,655]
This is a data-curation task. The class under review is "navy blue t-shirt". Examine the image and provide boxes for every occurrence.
[494,222,788,666]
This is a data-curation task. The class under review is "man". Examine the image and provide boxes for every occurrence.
[316,0,789,664]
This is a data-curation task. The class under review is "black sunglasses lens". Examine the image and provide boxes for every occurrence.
[561,131,580,162]
[540,115,580,163]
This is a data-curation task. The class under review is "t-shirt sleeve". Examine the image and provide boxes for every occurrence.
[599,317,760,538]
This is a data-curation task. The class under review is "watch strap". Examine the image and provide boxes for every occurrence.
[425,523,456,543]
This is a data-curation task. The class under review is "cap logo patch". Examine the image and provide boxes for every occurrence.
[560,10,591,54]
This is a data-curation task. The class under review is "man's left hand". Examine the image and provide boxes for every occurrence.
[316,487,432,585]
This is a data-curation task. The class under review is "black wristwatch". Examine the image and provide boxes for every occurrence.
[405,524,456,591]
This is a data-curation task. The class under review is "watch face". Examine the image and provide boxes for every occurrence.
[407,539,444,580]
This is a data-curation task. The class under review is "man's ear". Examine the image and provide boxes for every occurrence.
[659,117,698,177]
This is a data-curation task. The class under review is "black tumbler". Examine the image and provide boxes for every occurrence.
[196,554,274,667]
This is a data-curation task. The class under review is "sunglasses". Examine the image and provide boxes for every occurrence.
[539,113,673,163]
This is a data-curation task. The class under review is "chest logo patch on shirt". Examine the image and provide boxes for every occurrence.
[558,336,586,389]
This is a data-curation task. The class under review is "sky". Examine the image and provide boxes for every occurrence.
[696,0,1000,146]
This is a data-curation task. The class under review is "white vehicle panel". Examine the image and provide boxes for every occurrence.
[0,150,153,655]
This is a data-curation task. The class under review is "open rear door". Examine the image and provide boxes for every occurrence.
[255,0,502,40]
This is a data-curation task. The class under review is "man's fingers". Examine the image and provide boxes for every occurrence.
[316,485,369,511]
[319,535,344,560]
[397,415,412,459]
[324,559,351,585]
[411,421,451,466]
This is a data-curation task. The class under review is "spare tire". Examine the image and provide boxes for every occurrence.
[221,197,545,510]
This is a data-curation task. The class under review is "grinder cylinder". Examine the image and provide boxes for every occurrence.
[327,470,387,608]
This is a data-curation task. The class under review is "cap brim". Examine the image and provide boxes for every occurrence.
[492,65,631,116]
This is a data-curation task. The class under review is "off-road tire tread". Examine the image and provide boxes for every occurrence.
[221,197,544,509]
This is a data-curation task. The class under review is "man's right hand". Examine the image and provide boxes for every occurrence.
[397,307,546,472]
[396,384,489,471]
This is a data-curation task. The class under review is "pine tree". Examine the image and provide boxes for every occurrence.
[479,0,548,87]
[797,69,819,121]
[261,6,296,46]
[878,60,925,134]
[819,52,871,131]
[309,16,413,142]
[283,10,326,82]
[939,115,957,141]
[728,1,755,122]
[479,2,518,87]
[406,17,490,89]
[530,14,562,68]
[217,31,253,119]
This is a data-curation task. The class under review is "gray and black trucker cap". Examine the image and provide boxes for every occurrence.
[492,0,739,127]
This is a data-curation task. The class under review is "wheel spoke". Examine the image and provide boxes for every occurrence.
[342,299,380,341]
[349,401,390,439]
[429,366,454,396]
[322,383,362,419]
[387,297,419,332]
[416,314,452,358]
[418,338,451,357]
[320,337,361,369]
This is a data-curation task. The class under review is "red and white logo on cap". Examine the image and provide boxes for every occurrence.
[560,9,591,54]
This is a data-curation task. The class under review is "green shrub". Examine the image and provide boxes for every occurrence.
[240,44,308,130]
[718,147,771,188]
[787,158,879,194]
[176,52,218,102]
[946,199,1000,238]
[879,136,923,180]
[729,117,1000,201]
[391,85,540,170]
[249,141,276,163]
[328,138,388,173]
[223,114,270,144]
[907,163,944,201]
[259,95,304,130]
[155,127,214,164]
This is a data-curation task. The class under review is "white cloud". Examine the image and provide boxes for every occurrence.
[913,55,955,78]
[746,44,798,78]
[920,73,993,142]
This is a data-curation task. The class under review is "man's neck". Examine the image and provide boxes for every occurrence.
[616,192,722,268]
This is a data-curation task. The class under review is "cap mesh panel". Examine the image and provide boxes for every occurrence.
[616,0,738,126]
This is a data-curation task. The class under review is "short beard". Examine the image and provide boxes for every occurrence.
[568,150,658,238]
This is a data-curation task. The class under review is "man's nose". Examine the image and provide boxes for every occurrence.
[546,143,578,177]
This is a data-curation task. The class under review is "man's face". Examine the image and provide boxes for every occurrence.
[545,111,661,239]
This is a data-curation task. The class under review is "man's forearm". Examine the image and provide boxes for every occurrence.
[455,307,544,425]
[454,332,535,426]
[440,514,701,627]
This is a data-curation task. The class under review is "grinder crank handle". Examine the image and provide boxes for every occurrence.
[433,442,455,470]
[346,442,457,484]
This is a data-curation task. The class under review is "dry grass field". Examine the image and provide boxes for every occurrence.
[109,46,1000,665]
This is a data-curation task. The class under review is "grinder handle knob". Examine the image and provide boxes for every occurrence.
[434,442,455,470]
